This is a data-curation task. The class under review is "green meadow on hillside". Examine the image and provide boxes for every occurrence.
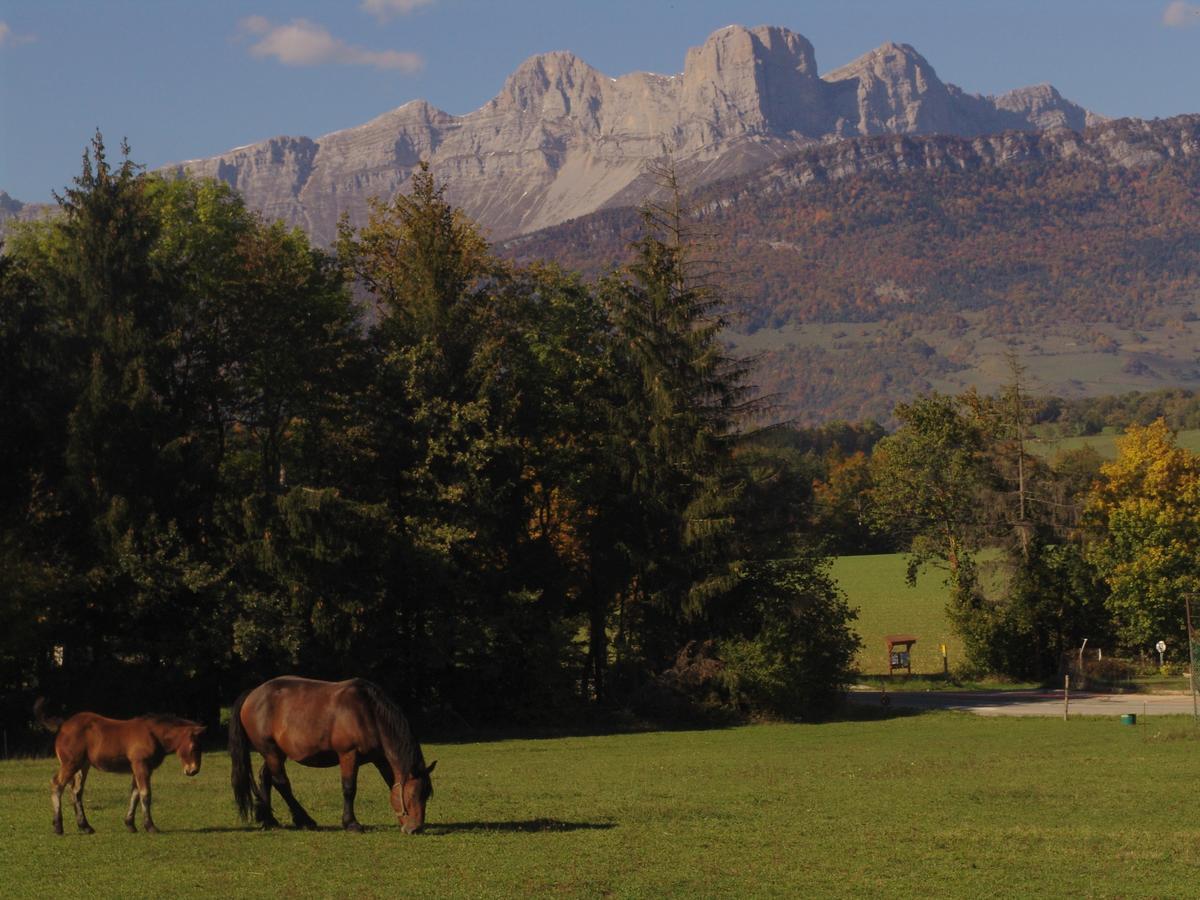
[832,552,1019,678]
[831,553,960,676]
[6,715,1200,898]
[1028,427,1200,459]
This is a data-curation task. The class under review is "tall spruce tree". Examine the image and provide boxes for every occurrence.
[600,182,755,669]
[341,164,561,714]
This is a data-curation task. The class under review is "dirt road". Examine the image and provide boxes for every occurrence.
[848,688,1198,717]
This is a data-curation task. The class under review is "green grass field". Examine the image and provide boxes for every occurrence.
[4,714,1200,897]
[1029,427,1200,460]
[831,553,964,677]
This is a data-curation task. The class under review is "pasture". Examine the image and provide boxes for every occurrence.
[831,553,962,676]
[1028,427,1200,460]
[4,714,1199,898]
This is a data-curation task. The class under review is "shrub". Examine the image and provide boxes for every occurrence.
[719,558,861,720]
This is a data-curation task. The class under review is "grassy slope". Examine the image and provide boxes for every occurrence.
[832,553,961,676]
[1030,427,1200,460]
[5,716,1200,898]
[838,429,1200,676]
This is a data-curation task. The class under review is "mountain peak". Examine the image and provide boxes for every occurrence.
[165,25,1105,245]
[679,25,826,138]
[823,41,937,84]
[995,83,1088,131]
[686,24,819,81]
[496,50,606,115]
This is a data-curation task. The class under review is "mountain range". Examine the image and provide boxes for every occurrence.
[156,24,1099,246]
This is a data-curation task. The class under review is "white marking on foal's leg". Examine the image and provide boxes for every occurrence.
[126,780,140,831]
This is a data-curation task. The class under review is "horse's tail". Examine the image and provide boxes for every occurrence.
[32,697,64,733]
[228,690,258,822]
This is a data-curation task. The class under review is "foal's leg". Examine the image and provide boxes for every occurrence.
[70,764,94,834]
[124,777,140,832]
[264,754,317,830]
[50,763,74,835]
[132,762,158,833]
[339,753,362,832]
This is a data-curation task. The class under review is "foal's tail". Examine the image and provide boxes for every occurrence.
[228,690,258,822]
[32,697,64,733]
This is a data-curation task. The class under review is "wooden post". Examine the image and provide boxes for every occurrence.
[1187,598,1199,723]
[1063,674,1070,721]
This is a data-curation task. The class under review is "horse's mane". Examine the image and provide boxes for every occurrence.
[355,680,425,775]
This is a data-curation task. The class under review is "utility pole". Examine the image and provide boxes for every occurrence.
[1007,353,1030,558]
[1187,598,1199,723]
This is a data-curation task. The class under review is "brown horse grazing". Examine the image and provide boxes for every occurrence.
[229,676,436,834]
[34,698,205,835]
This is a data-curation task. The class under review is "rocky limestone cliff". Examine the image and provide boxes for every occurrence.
[163,26,1098,244]
[507,114,1200,255]
[0,191,54,234]
[681,114,1200,216]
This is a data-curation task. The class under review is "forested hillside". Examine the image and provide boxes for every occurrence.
[505,116,1200,423]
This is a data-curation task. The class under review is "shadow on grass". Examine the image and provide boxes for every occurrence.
[180,824,346,834]
[424,708,742,746]
[833,702,927,723]
[424,818,617,836]
[180,820,617,835]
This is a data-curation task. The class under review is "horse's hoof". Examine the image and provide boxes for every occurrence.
[344,822,364,833]
[125,821,136,833]
[144,825,159,834]
[261,819,280,831]
[53,824,63,836]
[79,825,95,835]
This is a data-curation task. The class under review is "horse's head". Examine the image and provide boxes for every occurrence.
[390,760,436,834]
[177,725,206,777]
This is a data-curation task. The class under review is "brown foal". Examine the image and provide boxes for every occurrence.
[37,700,205,835]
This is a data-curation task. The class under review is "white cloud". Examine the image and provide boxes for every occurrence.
[1163,1,1200,27]
[237,17,423,72]
[361,0,436,21]
[0,20,36,47]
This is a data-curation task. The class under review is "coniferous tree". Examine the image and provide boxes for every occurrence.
[342,164,572,714]
[600,182,756,668]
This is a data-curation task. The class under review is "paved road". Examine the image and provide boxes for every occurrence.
[848,689,1199,717]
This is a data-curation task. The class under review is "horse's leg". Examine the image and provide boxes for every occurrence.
[50,763,73,835]
[256,761,280,829]
[339,753,362,832]
[124,777,140,832]
[71,764,94,834]
[264,755,317,830]
[132,762,158,833]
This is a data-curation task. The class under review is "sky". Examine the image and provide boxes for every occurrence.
[1,0,1198,203]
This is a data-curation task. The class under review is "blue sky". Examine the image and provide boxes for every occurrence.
[2,0,1198,202]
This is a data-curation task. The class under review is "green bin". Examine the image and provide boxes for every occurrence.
[1120,713,1137,726]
